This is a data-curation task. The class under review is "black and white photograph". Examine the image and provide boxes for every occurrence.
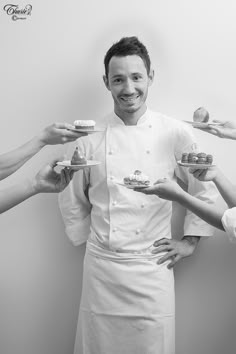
[1,1,236,354]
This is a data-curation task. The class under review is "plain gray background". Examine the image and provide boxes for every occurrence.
[1,1,236,353]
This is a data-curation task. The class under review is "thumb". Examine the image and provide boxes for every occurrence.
[49,156,64,168]
[212,119,225,124]
[154,177,168,185]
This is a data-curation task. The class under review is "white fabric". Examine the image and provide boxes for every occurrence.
[58,109,218,354]
[222,207,236,243]
[75,241,175,354]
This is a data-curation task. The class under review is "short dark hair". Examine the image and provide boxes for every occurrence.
[104,36,151,78]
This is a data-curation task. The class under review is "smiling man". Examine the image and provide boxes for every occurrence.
[59,37,218,354]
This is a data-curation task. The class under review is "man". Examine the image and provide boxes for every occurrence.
[59,37,218,354]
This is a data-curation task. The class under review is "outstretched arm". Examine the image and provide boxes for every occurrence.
[196,120,236,140]
[136,178,224,230]
[189,166,236,208]
[0,159,74,214]
[0,123,85,181]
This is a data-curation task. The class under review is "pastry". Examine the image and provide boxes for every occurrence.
[197,152,207,164]
[181,153,188,163]
[71,147,87,165]
[180,152,213,165]
[193,107,209,123]
[73,120,95,130]
[206,154,213,164]
[123,170,150,186]
[188,153,198,164]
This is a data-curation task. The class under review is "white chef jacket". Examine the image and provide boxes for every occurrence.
[222,207,236,243]
[59,108,219,354]
[59,108,218,249]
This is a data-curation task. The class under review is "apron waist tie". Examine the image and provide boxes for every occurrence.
[87,241,162,262]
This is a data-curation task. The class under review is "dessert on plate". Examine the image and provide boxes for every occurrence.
[181,152,213,165]
[71,147,87,165]
[123,170,150,187]
[193,107,209,123]
[73,119,95,130]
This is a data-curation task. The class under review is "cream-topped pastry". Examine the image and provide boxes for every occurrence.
[71,147,87,165]
[124,170,150,186]
[73,120,95,130]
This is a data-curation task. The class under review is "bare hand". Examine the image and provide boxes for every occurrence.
[39,123,88,146]
[197,120,236,140]
[152,236,199,268]
[33,159,74,193]
[134,178,184,202]
[189,166,219,182]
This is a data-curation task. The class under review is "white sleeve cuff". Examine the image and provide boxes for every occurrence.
[221,208,236,243]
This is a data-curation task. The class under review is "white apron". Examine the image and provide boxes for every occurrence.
[74,241,175,354]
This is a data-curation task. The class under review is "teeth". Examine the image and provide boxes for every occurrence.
[121,96,139,102]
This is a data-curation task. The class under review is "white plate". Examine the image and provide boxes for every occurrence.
[67,127,104,134]
[116,182,150,189]
[183,121,223,129]
[177,161,215,169]
[57,160,101,170]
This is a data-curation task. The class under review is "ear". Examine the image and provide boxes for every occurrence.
[148,69,154,87]
[103,75,110,91]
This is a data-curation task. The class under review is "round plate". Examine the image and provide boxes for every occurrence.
[67,126,104,134]
[177,161,215,169]
[116,182,150,189]
[57,160,101,170]
[183,121,223,129]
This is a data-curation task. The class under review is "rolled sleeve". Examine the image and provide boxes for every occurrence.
[222,208,236,243]
[58,168,92,246]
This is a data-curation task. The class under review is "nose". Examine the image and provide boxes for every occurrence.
[123,79,135,94]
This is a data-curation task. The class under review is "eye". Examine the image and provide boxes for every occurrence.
[113,78,122,84]
[133,75,142,81]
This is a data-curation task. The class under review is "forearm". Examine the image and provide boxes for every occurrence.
[0,179,38,214]
[0,136,45,181]
[213,171,236,208]
[178,191,224,230]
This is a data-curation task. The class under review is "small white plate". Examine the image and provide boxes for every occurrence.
[116,182,150,189]
[183,121,223,129]
[57,160,101,170]
[177,161,215,169]
[67,127,104,134]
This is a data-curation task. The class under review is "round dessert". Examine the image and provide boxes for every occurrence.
[180,152,213,165]
[193,107,209,123]
[73,120,95,130]
[71,147,87,165]
[123,170,150,187]
[206,154,213,164]
[188,152,198,163]
[181,153,188,163]
[197,152,207,164]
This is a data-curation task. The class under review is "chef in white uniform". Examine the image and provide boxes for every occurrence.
[58,37,218,354]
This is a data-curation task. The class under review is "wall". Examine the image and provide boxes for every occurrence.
[1,1,236,353]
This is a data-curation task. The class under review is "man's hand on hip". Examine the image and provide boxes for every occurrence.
[152,236,200,269]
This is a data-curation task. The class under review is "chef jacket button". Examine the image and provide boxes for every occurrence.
[149,124,152,128]
[112,201,117,206]
[146,150,150,154]
[90,155,94,160]
[141,203,145,208]
[112,227,117,232]
[110,175,114,180]
[136,229,141,234]
[108,150,114,155]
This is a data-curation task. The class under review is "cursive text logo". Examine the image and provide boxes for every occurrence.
[3,4,32,21]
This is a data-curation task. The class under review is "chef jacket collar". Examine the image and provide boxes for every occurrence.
[110,107,150,127]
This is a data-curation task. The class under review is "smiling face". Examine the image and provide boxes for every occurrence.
[103,55,154,124]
